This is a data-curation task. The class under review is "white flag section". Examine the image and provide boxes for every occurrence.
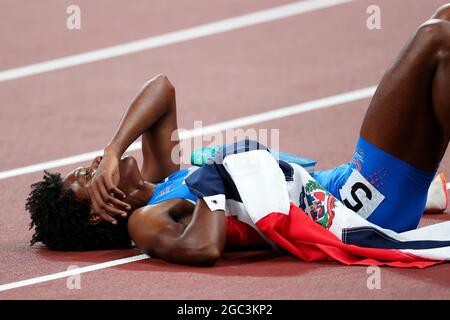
[223,150,450,268]
[223,150,291,221]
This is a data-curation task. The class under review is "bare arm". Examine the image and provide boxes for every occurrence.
[89,74,180,223]
[128,199,227,267]
[105,74,178,168]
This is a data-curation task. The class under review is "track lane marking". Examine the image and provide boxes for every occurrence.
[0,0,353,82]
[0,254,150,292]
[0,86,376,180]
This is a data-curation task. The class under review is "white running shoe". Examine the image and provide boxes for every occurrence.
[425,172,448,213]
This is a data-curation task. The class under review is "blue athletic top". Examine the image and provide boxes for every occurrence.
[313,136,437,232]
[147,167,199,206]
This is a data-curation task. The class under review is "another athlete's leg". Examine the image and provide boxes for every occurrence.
[360,6,450,172]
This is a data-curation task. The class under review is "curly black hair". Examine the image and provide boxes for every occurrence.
[26,171,132,251]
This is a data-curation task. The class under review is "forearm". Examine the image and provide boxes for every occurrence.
[177,199,227,256]
[105,74,175,157]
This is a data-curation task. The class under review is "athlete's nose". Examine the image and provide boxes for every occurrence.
[92,156,103,168]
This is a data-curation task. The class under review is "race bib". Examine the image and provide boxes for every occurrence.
[339,169,385,219]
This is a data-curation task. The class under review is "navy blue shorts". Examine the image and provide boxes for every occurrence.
[313,136,437,232]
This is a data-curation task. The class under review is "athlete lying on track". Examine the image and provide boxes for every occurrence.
[26,5,450,266]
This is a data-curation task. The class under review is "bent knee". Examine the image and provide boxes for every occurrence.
[415,19,450,55]
[141,74,176,106]
[145,74,175,93]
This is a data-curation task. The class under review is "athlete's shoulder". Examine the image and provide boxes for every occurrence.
[129,199,193,231]
[128,204,170,235]
[128,202,185,253]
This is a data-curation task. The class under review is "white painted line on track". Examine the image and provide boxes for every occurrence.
[0,0,353,82]
[0,254,149,292]
[0,85,376,180]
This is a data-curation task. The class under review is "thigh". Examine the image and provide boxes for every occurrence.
[360,21,448,172]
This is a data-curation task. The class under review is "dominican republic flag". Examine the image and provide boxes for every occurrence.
[185,140,450,268]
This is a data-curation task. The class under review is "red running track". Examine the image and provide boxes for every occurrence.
[1,0,449,299]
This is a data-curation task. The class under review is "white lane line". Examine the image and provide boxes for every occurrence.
[186,86,376,138]
[0,254,150,292]
[0,85,376,180]
[0,143,141,180]
[0,0,353,82]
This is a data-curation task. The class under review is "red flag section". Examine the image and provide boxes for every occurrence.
[256,203,442,268]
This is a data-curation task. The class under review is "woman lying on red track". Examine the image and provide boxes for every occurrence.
[26,5,450,266]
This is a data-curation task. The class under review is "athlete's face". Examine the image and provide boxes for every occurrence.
[62,155,143,203]
[62,156,103,201]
